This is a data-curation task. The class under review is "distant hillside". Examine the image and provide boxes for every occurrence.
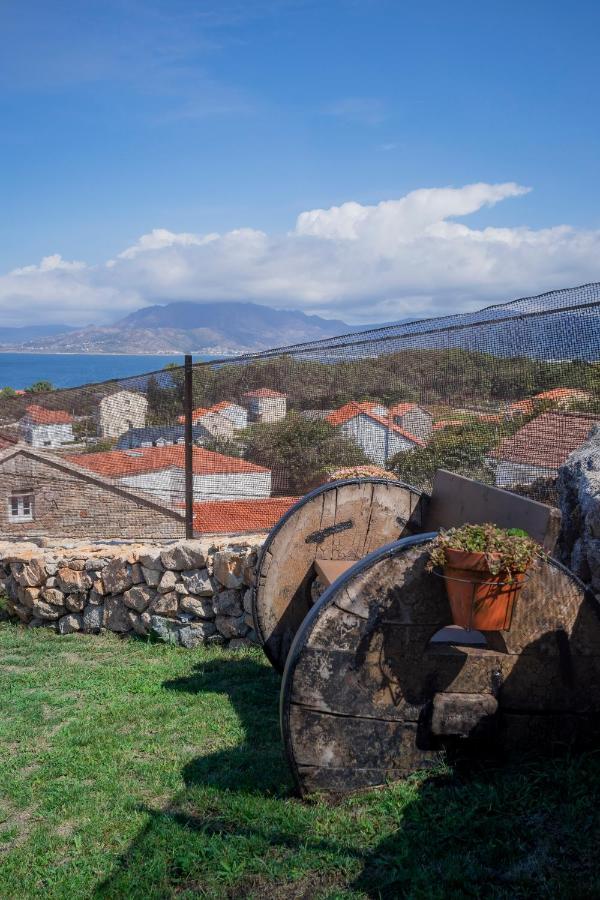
[5,302,363,355]
[0,324,75,345]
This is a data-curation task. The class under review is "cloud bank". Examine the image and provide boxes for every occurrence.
[2,182,599,327]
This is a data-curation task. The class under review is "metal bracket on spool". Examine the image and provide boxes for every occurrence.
[305,520,353,544]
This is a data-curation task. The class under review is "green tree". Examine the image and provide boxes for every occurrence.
[25,380,55,393]
[243,412,368,493]
[389,421,500,491]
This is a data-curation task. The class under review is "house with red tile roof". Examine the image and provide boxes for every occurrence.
[326,401,425,466]
[489,412,598,487]
[67,444,272,505]
[177,400,248,434]
[242,388,287,424]
[19,404,75,449]
[508,388,591,417]
[389,402,433,441]
[193,496,299,535]
[0,444,185,540]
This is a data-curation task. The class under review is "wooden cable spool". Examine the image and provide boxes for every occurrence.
[280,534,600,797]
[252,478,427,673]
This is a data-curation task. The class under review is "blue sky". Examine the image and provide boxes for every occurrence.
[1,0,600,325]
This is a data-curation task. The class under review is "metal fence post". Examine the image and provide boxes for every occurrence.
[183,354,194,538]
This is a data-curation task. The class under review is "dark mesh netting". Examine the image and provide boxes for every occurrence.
[0,282,598,541]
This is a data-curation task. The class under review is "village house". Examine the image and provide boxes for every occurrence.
[67,445,272,504]
[242,389,287,424]
[389,402,433,442]
[19,405,75,448]
[95,390,148,439]
[508,388,592,417]
[326,401,425,466]
[0,444,184,540]
[176,401,247,437]
[489,412,598,488]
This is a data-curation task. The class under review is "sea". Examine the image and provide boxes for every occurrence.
[0,353,198,391]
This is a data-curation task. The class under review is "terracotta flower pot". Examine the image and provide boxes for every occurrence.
[442,548,526,631]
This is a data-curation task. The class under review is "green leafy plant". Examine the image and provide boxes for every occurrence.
[427,523,543,580]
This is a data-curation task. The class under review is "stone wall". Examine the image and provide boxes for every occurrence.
[0,538,263,648]
[558,424,600,598]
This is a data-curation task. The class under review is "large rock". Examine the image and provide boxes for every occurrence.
[160,541,206,571]
[558,425,600,597]
[179,595,214,619]
[215,613,249,639]
[141,567,162,587]
[102,558,134,595]
[104,595,132,632]
[83,603,104,633]
[213,551,245,589]
[56,568,92,593]
[58,613,83,634]
[213,589,243,617]
[150,591,178,617]
[138,547,164,570]
[41,587,66,607]
[181,568,213,596]
[150,615,181,645]
[14,558,46,587]
[65,594,85,613]
[179,621,217,648]
[123,584,156,612]
[157,570,177,594]
[32,598,63,620]
[128,610,151,636]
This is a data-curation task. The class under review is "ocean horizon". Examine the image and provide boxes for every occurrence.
[0,352,209,390]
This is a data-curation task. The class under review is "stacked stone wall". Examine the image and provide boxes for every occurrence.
[0,538,262,648]
[558,424,600,598]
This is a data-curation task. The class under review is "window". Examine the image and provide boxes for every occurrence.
[8,493,34,522]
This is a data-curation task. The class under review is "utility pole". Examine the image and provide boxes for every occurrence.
[183,354,194,539]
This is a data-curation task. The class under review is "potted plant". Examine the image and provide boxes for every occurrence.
[427,523,543,631]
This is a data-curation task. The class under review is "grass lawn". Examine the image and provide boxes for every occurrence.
[1,622,600,899]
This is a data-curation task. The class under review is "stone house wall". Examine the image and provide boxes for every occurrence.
[558,424,600,598]
[0,537,263,649]
[95,391,148,439]
[0,448,185,541]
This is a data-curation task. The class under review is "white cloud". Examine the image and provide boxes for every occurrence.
[1,182,599,327]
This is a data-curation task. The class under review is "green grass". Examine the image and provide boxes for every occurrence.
[1,623,600,899]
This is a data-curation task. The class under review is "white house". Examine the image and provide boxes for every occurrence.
[242,389,287,424]
[326,401,425,466]
[19,405,75,448]
[95,391,148,439]
[68,445,272,505]
[488,412,597,488]
[389,403,433,442]
[177,401,247,436]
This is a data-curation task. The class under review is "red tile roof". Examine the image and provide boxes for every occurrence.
[177,401,244,425]
[177,406,209,424]
[66,445,269,478]
[326,402,425,447]
[193,497,299,534]
[325,401,383,427]
[242,389,287,399]
[389,402,419,417]
[433,419,465,430]
[509,388,591,415]
[491,413,597,469]
[24,404,73,425]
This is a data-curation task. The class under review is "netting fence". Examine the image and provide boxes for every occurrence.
[1,282,599,542]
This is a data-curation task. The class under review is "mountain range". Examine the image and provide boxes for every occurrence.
[0,302,364,355]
